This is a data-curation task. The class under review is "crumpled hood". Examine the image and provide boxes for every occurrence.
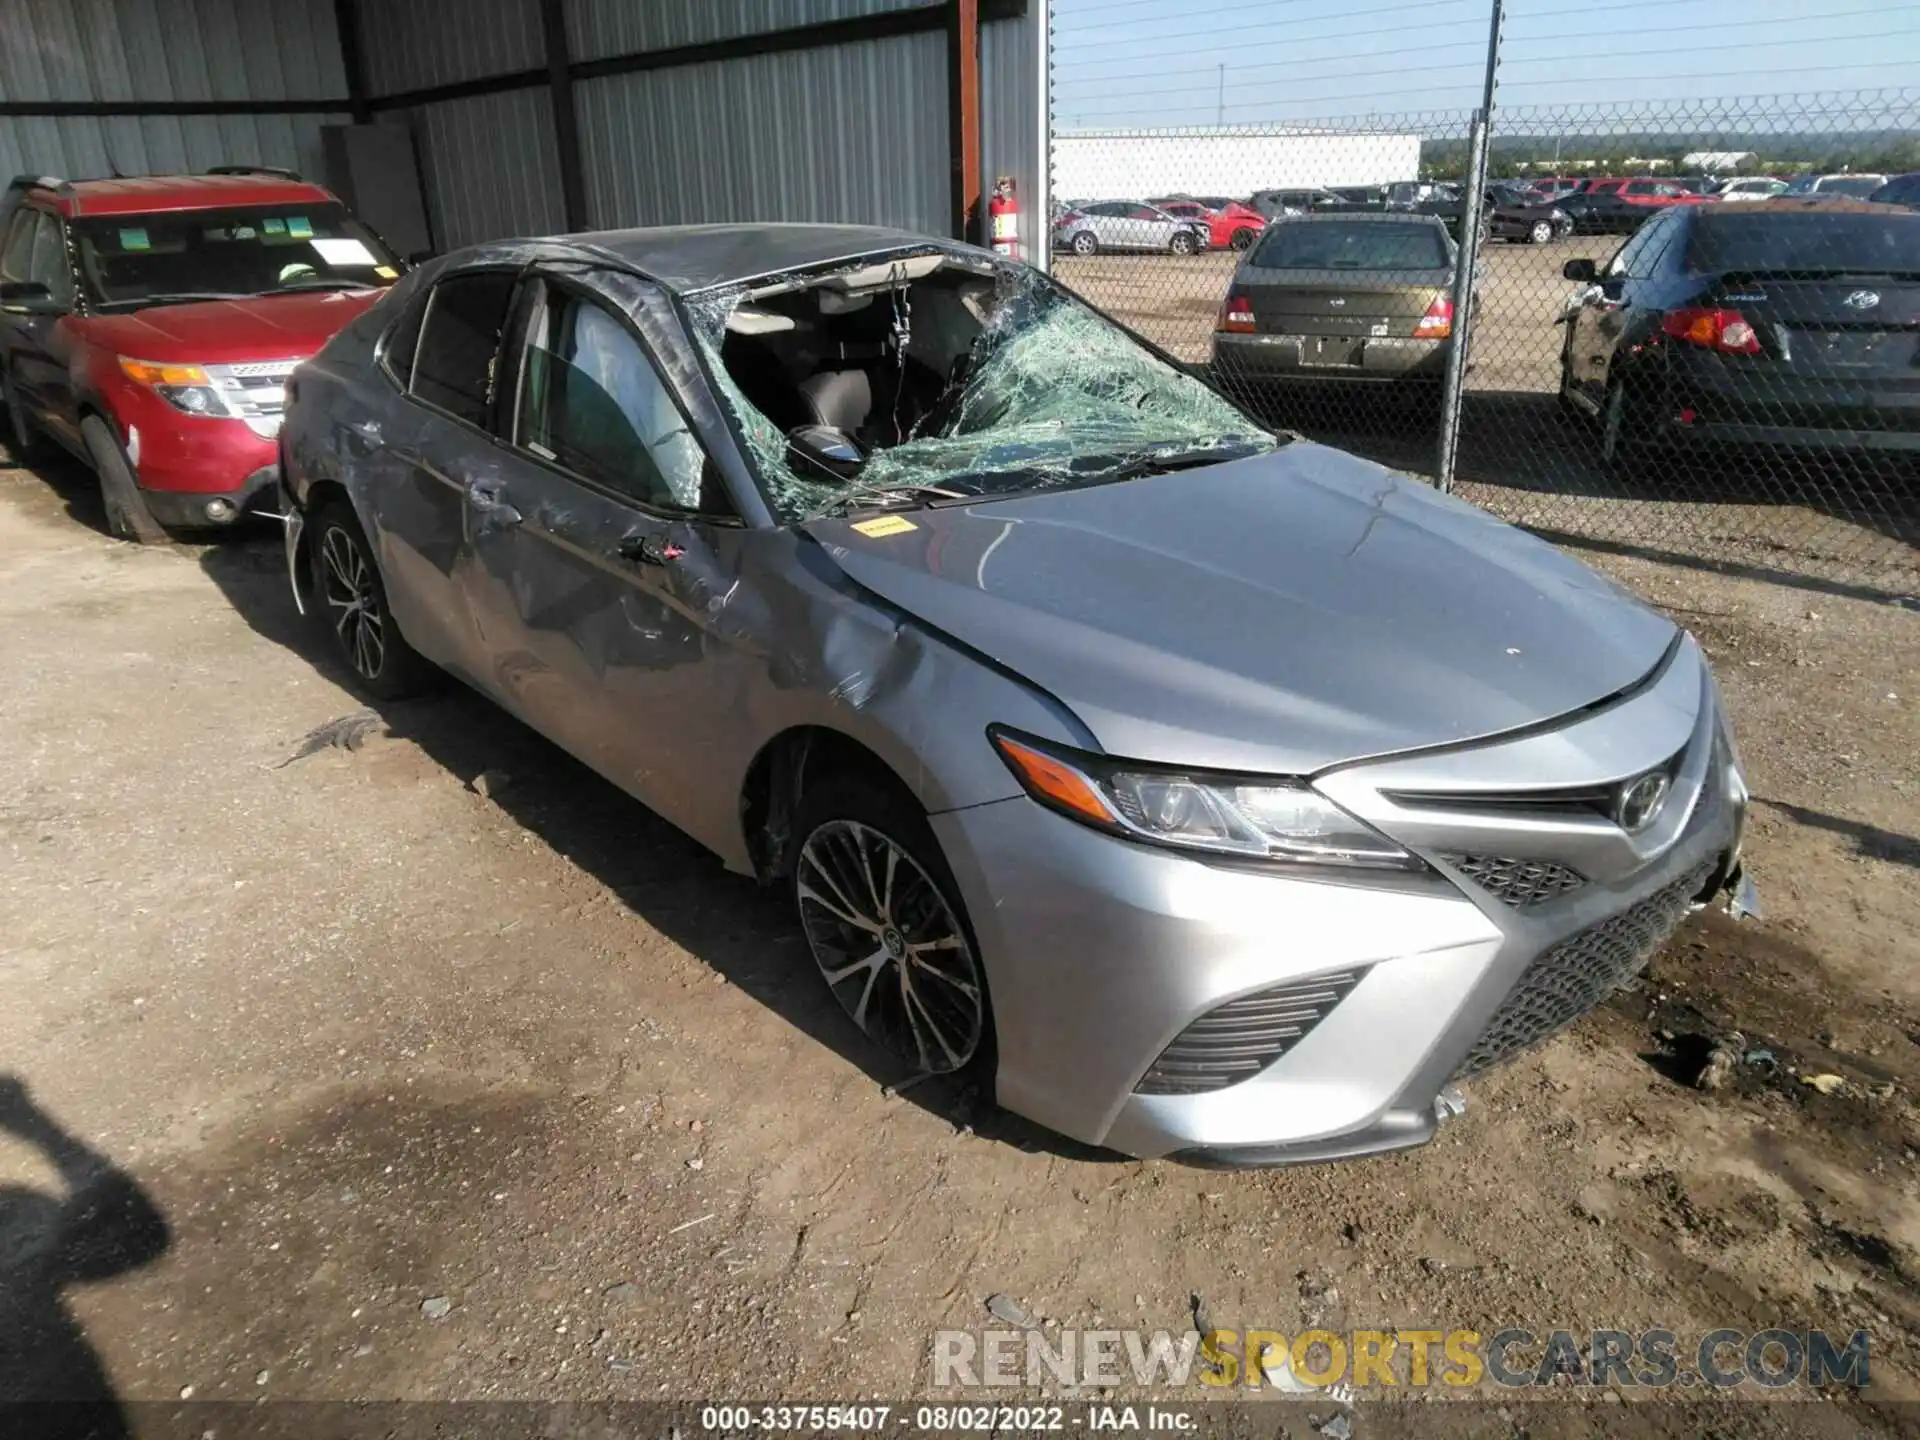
[77,290,383,364]
[808,441,1677,775]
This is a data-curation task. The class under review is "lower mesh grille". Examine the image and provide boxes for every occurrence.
[1136,969,1368,1095]
[1455,861,1715,1076]
[1448,854,1586,908]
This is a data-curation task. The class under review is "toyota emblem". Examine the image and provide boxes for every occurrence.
[1615,770,1671,833]
[1844,289,1881,310]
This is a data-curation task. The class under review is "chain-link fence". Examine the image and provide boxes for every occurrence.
[1047,3,1920,601]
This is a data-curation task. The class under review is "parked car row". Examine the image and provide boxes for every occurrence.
[1203,196,1920,474]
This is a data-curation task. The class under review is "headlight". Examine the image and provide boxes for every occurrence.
[119,356,236,418]
[990,729,1422,870]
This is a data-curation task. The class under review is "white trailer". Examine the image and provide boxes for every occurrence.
[1052,128,1423,202]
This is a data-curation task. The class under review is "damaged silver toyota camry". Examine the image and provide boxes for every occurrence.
[280,224,1753,1165]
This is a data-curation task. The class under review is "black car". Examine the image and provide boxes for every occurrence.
[1413,185,1572,244]
[1557,199,1920,465]
[1867,172,1920,209]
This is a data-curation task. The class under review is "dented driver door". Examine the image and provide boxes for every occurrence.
[455,275,751,835]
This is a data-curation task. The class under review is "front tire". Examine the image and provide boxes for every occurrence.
[3,367,49,464]
[1529,219,1554,245]
[307,500,432,699]
[79,414,168,544]
[1598,378,1648,470]
[1229,227,1257,251]
[1169,230,1198,256]
[792,776,991,1080]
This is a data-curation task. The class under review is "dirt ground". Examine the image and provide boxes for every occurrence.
[0,444,1916,1435]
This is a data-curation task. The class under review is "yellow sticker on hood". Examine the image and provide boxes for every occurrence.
[851,515,918,537]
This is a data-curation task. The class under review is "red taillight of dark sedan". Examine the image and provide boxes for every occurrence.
[1660,307,1763,355]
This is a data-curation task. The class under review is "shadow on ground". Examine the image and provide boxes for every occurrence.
[0,1077,169,1440]
[197,540,1114,1164]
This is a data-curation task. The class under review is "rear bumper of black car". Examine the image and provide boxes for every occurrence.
[1633,357,1920,455]
[1212,332,1448,382]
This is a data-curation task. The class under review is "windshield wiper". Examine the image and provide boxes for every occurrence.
[100,291,249,310]
[267,278,380,294]
[803,481,976,523]
[1083,440,1272,483]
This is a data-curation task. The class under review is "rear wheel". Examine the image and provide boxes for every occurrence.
[80,414,167,544]
[793,775,991,1080]
[308,500,433,699]
[1169,230,1198,256]
[1070,231,1097,257]
[1529,219,1555,245]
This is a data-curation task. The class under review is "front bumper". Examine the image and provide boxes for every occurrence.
[1211,332,1448,384]
[139,463,283,528]
[933,636,1746,1163]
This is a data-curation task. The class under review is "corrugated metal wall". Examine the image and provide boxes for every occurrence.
[577,29,949,235]
[565,0,928,64]
[0,114,349,190]
[407,87,568,246]
[0,0,345,102]
[981,4,1047,266]
[0,0,347,182]
[356,0,545,98]
[2,0,1050,260]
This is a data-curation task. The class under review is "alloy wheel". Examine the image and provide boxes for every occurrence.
[319,525,386,681]
[1071,232,1096,256]
[1531,220,1553,244]
[796,819,984,1074]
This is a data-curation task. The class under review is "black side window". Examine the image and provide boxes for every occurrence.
[1,209,39,281]
[410,271,518,428]
[380,286,429,386]
[28,213,73,306]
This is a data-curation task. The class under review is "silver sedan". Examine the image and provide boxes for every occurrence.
[279,224,1751,1165]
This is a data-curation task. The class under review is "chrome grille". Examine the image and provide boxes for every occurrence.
[1455,860,1714,1076]
[1448,854,1586,908]
[206,358,300,439]
[1136,968,1367,1095]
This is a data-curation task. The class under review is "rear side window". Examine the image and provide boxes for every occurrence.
[410,271,518,428]
[1254,221,1449,270]
[380,286,428,385]
[1687,213,1920,274]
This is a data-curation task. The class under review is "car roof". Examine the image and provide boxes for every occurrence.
[1698,197,1912,217]
[1271,210,1450,225]
[17,172,335,217]
[551,223,966,295]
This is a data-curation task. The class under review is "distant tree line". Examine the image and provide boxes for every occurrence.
[1419,132,1920,180]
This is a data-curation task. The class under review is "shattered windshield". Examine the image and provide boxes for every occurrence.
[684,255,1276,523]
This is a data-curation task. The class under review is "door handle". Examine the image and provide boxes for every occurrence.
[467,481,522,527]
[615,531,683,566]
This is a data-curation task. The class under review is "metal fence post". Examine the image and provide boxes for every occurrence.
[1435,0,1505,494]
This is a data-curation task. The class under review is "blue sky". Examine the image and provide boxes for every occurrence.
[1050,0,1920,129]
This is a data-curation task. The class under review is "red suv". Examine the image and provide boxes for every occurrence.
[0,168,404,541]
